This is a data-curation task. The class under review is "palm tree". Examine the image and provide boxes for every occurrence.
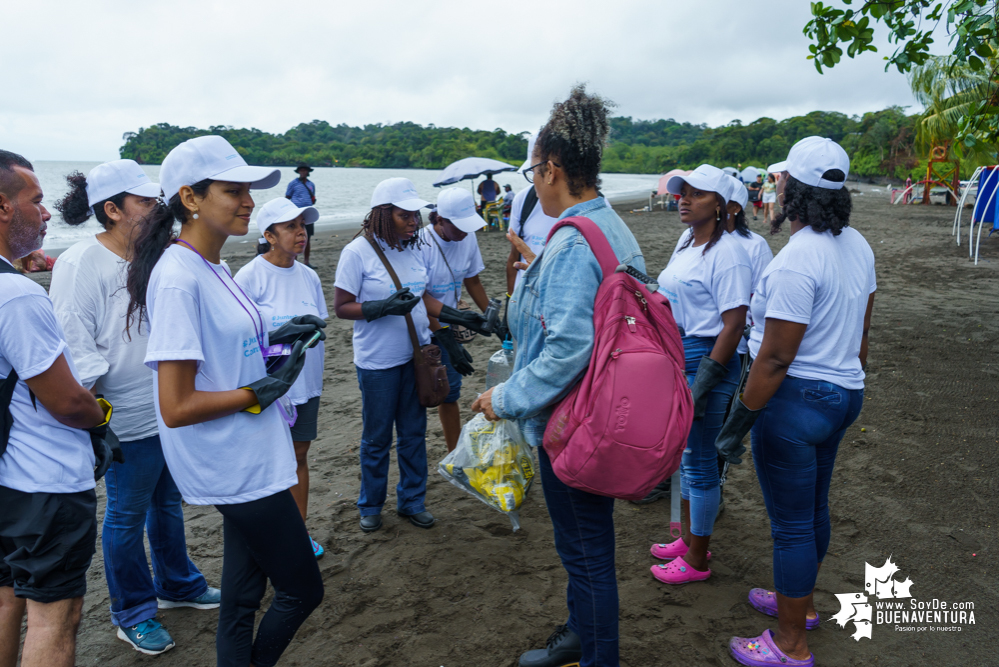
[908,50,998,163]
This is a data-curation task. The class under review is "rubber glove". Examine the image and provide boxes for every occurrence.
[268,315,327,347]
[243,340,307,413]
[438,304,491,336]
[435,327,474,376]
[361,288,419,322]
[89,397,123,480]
[690,356,729,420]
[715,399,763,464]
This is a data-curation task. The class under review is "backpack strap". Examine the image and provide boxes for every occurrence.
[545,215,620,279]
[0,259,26,454]
[517,187,539,237]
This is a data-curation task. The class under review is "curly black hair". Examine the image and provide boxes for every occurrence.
[355,205,425,251]
[771,171,851,236]
[678,192,728,255]
[54,171,129,229]
[535,84,615,197]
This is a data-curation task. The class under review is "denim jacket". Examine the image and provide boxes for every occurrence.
[492,196,645,447]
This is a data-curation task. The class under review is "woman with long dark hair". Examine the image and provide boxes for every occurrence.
[126,135,326,667]
[761,172,778,227]
[647,164,751,585]
[717,137,875,667]
[50,161,218,656]
[471,85,645,667]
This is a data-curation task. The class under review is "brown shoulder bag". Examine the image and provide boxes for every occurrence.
[366,236,450,408]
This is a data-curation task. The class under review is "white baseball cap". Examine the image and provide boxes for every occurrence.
[255,197,319,239]
[86,159,161,209]
[160,135,281,203]
[519,133,538,173]
[436,187,486,233]
[665,164,728,197]
[767,136,850,190]
[726,175,748,210]
[370,177,429,211]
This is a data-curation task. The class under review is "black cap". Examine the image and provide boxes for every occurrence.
[296,163,314,173]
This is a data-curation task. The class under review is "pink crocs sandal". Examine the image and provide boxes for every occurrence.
[729,629,814,666]
[650,555,711,584]
[650,538,712,561]
[748,589,820,630]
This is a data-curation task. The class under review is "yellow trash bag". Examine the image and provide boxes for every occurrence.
[438,413,535,530]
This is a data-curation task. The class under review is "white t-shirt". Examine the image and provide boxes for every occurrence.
[416,225,485,310]
[0,258,94,494]
[657,230,752,338]
[727,230,774,355]
[749,226,876,390]
[509,186,558,287]
[234,256,328,406]
[144,244,296,505]
[49,237,158,441]
[334,236,431,370]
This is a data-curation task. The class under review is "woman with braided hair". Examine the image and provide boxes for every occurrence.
[471,85,644,667]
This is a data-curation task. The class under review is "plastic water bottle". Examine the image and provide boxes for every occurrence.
[485,339,515,390]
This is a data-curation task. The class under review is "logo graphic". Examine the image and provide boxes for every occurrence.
[834,555,975,640]
[614,397,631,432]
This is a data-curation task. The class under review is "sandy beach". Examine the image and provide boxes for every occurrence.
[25,189,998,666]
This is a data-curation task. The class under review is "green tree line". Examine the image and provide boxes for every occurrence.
[121,107,981,180]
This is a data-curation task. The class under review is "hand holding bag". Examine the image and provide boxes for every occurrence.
[366,236,450,407]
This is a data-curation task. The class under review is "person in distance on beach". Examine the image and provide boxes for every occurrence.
[50,161,220,656]
[761,172,778,227]
[285,163,317,268]
[477,173,500,212]
[472,85,645,667]
[235,197,328,559]
[648,164,751,585]
[0,150,112,667]
[125,135,326,667]
[417,187,491,452]
[748,173,763,220]
[716,138,874,667]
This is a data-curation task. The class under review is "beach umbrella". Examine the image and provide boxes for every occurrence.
[722,166,739,177]
[657,169,689,196]
[433,157,517,187]
[740,166,762,182]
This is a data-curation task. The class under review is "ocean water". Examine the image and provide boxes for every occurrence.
[34,161,659,252]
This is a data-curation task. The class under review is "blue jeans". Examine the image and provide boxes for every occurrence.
[356,362,428,516]
[751,376,864,598]
[538,446,618,667]
[102,435,207,627]
[680,336,741,537]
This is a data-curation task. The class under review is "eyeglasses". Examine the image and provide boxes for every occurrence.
[523,160,561,184]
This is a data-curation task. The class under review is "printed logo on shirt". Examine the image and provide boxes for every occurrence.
[657,286,679,304]
[832,555,976,641]
[242,335,261,358]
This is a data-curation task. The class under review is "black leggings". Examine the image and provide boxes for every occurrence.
[214,490,323,667]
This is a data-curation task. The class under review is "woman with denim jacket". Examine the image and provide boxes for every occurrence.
[648,164,752,586]
[716,137,875,667]
[472,85,643,667]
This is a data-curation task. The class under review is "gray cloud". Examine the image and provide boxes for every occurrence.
[2,0,927,160]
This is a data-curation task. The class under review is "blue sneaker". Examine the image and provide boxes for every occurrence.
[117,618,175,655]
[157,586,221,610]
[310,535,325,559]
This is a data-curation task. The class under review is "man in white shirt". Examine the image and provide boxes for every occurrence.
[0,150,109,667]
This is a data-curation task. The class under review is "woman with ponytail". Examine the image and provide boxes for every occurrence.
[50,161,217,656]
[126,136,326,667]
[647,165,751,586]
[471,85,644,667]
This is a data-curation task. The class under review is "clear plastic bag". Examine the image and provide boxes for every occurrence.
[438,413,536,531]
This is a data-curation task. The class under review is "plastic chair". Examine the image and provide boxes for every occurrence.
[971,167,999,265]
[482,200,505,232]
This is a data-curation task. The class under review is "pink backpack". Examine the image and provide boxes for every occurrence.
[542,217,692,501]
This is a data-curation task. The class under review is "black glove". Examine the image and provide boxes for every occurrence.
[268,315,327,347]
[89,397,123,480]
[243,340,307,413]
[690,356,729,420]
[361,288,419,322]
[715,398,763,465]
[434,327,474,376]
[438,304,491,336]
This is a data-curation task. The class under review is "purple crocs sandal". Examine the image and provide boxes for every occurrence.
[748,589,820,630]
[729,629,814,667]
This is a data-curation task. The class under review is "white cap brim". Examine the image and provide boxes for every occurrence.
[767,160,788,174]
[666,172,720,196]
[124,182,163,198]
[213,165,281,190]
[449,212,487,233]
[393,197,430,212]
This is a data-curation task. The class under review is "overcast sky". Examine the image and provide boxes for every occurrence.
[3,0,936,161]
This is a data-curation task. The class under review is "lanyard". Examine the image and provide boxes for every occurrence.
[174,240,266,347]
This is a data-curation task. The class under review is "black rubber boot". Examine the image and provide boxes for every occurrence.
[518,624,582,667]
